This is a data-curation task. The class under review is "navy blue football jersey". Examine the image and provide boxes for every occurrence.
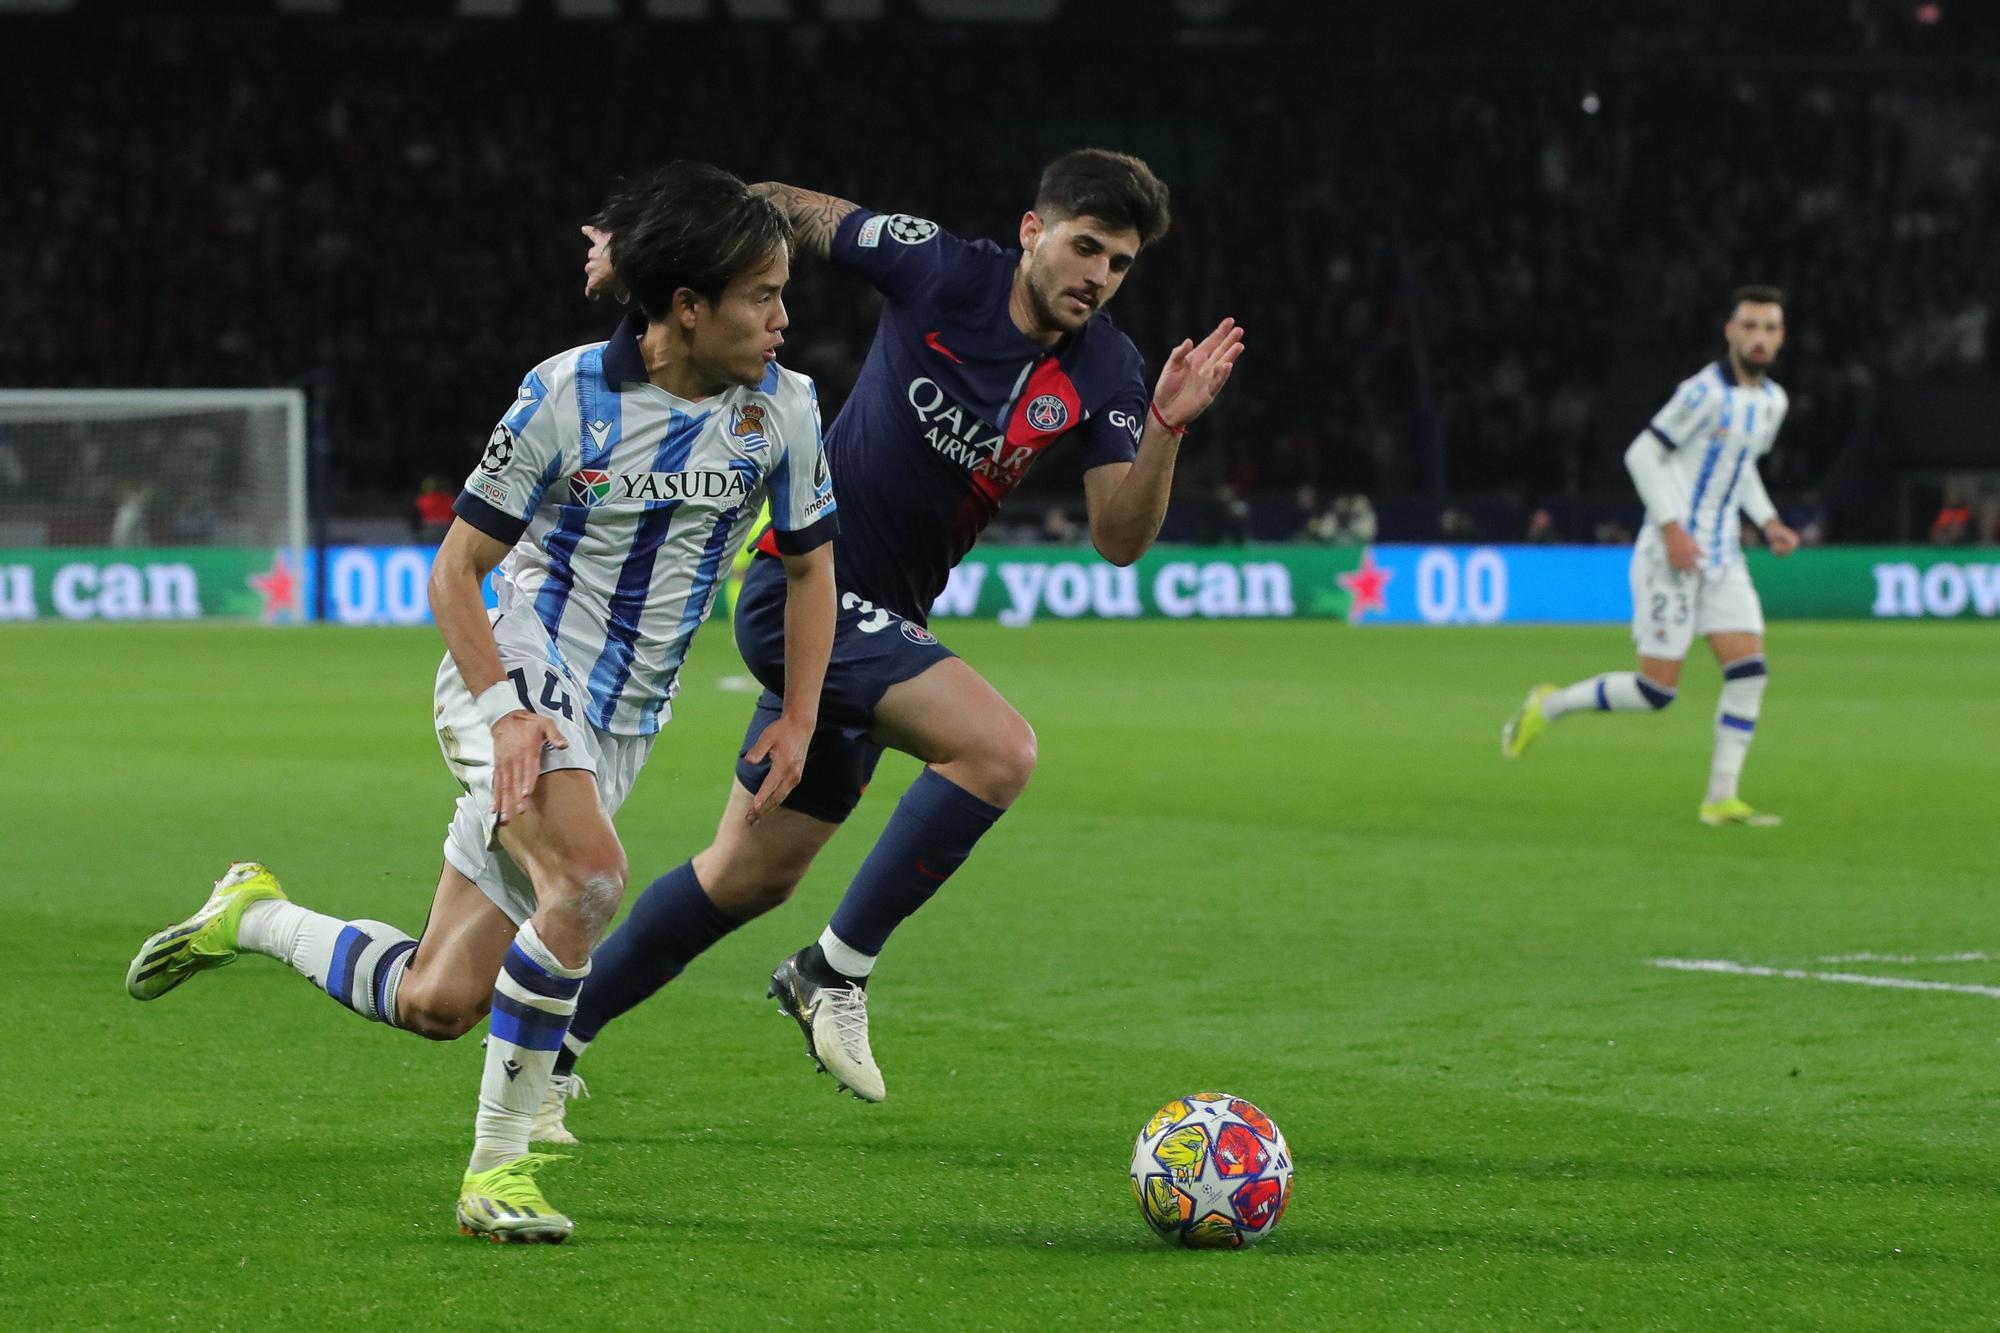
[758,207,1149,621]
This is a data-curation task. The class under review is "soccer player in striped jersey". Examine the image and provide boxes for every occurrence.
[539,150,1241,1135]
[123,163,837,1242]
[1503,286,1802,826]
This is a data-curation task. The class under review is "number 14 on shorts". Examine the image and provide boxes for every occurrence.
[508,666,576,722]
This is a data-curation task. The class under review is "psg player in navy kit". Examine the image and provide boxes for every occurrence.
[544,150,1242,1127]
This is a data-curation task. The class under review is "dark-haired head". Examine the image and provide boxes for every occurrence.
[1013,150,1170,339]
[601,162,791,319]
[1729,284,1785,319]
[599,162,793,390]
[1035,149,1171,246]
[1724,284,1786,376]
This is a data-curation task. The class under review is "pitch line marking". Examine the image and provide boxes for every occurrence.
[1650,958,2000,1000]
[1813,952,1994,964]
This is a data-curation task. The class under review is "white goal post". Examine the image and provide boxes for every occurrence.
[0,388,307,569]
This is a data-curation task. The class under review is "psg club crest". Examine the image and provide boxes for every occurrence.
[570,469,613,508]
[1026,393,1069,433]
[901,621,938,646]
[479,425,514,474]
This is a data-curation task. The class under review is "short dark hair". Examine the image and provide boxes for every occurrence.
[1035,149,1171,247]
[1730,284,1786,314]
[598,162,791,320]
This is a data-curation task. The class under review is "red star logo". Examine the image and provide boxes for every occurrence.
[249,552,302,622]
[1336,547,1393,623]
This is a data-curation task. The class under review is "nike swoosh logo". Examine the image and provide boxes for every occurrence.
[923,331,965,365]
[915,859,951,882]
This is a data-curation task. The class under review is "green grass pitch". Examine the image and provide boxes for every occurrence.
[5,618,1995,1329]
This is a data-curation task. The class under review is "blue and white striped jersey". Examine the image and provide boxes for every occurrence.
[453,312,837,736]
[1644,360,1787,567]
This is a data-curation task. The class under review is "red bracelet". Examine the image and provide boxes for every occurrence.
[1149,401,1187,435]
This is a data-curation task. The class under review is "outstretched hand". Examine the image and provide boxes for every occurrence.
[1150,317,1245,431]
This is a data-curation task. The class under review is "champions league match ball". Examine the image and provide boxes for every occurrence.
[1129,1093,1293,1249]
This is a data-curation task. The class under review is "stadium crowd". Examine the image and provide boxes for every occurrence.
[1,7,1995,541]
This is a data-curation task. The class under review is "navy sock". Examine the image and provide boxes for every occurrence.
[797,942,860,990]
[565,860,738,1050]
[827,768,1005,958]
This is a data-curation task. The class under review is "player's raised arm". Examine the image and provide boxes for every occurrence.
[749,182,860,259]
[584,180,856,297]
[1082,316,1245,566]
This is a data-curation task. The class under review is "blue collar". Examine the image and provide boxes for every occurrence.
[602,311,649,388]
[1713,358,1775,393]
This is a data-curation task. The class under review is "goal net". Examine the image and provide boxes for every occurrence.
[0,389,305,550]
[0,389,307,620]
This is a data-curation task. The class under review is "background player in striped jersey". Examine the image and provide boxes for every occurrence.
[123,163,837,1242]
[540,150,1242,1134]
[1502,286,1801,826]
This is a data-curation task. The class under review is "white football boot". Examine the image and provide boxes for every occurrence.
[768,950,885,1103]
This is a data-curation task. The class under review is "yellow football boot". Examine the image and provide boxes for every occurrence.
[1501,684,1558,759]
[126,862,287,1000]
[456,1154,574,1244]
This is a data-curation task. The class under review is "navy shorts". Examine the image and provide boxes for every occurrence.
[732,555,955,823]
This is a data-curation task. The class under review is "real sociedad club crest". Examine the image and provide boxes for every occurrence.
[1026,393,1069,433]
[570,469,613,507]
[732,403,768,447]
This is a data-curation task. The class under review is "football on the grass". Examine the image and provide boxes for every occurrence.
[1129,1093,1292,1249]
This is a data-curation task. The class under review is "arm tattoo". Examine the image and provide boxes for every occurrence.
[752,182,859,259]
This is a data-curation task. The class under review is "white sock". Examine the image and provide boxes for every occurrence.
[818,926,877,979]
[471,920,587,1173]
[1707,656,1768,803]
[1543,671,1676,722]
[237,898,310,960]
[238,900,416,1026]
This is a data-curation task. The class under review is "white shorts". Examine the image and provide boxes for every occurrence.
[433,608,657,925]
[1629,536,1765,660]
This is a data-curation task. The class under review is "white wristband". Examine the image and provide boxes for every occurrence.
[475,680,523,729]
